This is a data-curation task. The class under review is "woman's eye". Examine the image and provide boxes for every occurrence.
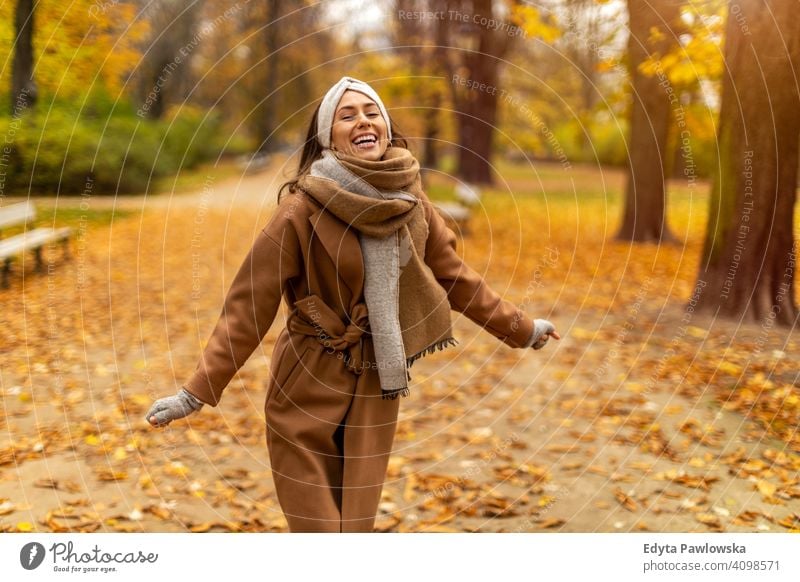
[340,112,378,121]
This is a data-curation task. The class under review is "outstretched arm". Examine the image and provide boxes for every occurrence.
[182,197,303,406]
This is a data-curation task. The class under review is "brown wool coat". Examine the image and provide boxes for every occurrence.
[183,187,536,408]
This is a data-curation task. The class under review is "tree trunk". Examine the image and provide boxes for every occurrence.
[670,91,694,179]
[395,0,445,171]
[425,0,449,171]
[564,0,602,159]
[446,0,514,185]
[143,59,169,120]
[692,0,800,325]
[423,89,441,170]
[616,0,683,243]
[257,0,283,154]
[456,58,497,184]
[137,1,204,120]
[11,0,37,112]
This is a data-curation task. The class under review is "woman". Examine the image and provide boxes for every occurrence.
[146,76,560,532]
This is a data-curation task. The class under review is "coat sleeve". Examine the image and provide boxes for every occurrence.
[183,196,303,406]
[418,190,535,349]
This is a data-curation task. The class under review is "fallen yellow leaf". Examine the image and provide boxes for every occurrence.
[757,480,777,497]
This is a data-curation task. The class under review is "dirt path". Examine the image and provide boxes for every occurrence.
[1,164,798,533]
[2,153,295,211]
[376,308,796,533]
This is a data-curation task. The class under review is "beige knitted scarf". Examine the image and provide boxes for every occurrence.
[296,146,458,399]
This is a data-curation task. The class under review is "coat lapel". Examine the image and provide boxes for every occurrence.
[308,207,364,300]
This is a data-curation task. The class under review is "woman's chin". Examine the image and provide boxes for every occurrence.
[348,148,385,161]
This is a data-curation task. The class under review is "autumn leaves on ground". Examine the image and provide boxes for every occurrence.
[1,157,799,534]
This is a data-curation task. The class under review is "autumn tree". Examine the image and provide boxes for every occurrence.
[0,1,146,105]
[133,0,205,120]
[254,0,284,154]
[0,0,147,112]
[629,1,726,182]
[11,0,37,111]
[558,0,623,159]
[392,0,450,171]
[616,0,683,243]
[239,0,332,152]
[692,0,800,324]
[388,1,558,182]
[446,0,518,184]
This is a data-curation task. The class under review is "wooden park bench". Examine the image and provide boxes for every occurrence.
[432,182,482,236]
[0,201,72,289]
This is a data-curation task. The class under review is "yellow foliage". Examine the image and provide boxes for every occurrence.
[0,1,147,100]
[639,0,727,89]
[511,4,560,43]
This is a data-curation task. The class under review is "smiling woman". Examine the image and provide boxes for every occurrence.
[329,90,389,160]
[146,75,559,533]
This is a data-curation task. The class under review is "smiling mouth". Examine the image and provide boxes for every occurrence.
[352,134,378,149]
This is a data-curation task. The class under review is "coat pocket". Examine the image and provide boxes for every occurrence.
[269,341,311,405]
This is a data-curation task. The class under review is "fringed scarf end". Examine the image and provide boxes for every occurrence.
[380,337,459,401]
[405,336,459,368]
[381,387,410,400]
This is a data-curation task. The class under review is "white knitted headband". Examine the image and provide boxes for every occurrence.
[316,76,393,149]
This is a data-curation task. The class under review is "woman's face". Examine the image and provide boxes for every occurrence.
[329,90,389,160]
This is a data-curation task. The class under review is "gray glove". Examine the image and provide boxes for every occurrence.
[528,319,556,350]
[145,387,204,427]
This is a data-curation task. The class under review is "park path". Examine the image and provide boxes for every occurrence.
[3,155,288,212]
[1,160,798,533]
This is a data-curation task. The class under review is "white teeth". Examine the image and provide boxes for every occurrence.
[353,134,377,145]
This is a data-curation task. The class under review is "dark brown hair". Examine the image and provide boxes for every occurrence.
[277,103,410,204]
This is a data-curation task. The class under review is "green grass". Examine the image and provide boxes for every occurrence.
[419,157,720,247]
[45,207,135,227]
[1,207,133,238]
[428,157,713,206]
[424,181,458,203]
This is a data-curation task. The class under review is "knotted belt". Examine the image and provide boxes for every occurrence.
[287,294,370,375]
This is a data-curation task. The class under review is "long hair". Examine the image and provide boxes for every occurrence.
[277,103,410,204]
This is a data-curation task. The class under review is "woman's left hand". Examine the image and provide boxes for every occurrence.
[531,319,561,349]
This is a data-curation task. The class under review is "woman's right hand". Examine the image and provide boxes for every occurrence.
[145,387,204,428]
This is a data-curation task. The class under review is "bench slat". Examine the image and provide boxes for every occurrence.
[434,202,472,222]
[0,227,72,260]
[455,183,481,206]
[0,201,36,230]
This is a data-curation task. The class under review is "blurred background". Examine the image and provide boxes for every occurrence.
[1,0,713,192]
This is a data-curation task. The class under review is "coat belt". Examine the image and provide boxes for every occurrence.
[287,294,370,375]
